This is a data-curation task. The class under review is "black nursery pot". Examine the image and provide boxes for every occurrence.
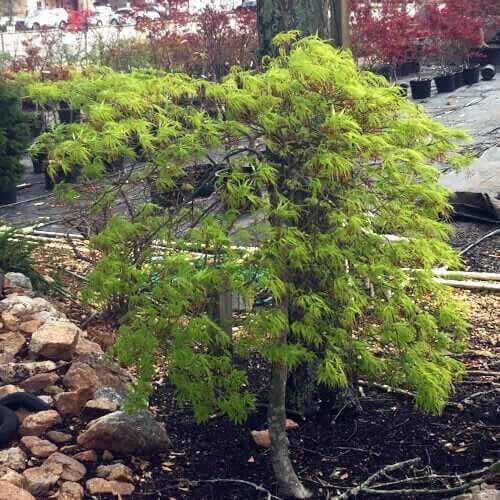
[434,74,456,93]
[454,70,464,88]
[484,46,500,65]
[410,79,432,99]
[45,165,81,191]
[32,156,47,174]
[463,66,480,85]
[398,61,413,77]
[481,64,496,81]
[0,181,17,206]
[58,101,81,124]
[397,82,409,97]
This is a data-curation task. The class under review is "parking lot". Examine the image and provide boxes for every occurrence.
[0,24,147,59]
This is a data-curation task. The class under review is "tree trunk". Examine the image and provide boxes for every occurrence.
[268,296,311,499]
[257,0,349,56]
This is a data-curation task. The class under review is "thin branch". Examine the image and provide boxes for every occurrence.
[359,477,485,497]
[337,458,421,499]
[184,478,282,500]
[459,228,500,256]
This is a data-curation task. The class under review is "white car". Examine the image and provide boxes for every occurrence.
[87,6,114,26]
[148,4,169,18]
[135,7,161,23]
[23,8,69,30]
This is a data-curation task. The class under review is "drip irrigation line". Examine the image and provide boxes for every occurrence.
[459,228,500,256]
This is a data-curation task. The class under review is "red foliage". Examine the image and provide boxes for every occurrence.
[350,0,495,70]
[67,9,93,31]
[417,0,482,65]
[350,0,430,70]
[137,7,257,80]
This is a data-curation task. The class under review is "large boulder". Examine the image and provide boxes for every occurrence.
[77,411,170,454]
[0,361,57,384]
[29,321,80,361]
[63,356,132,397]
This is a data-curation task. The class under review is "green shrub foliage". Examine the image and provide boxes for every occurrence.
[0,81,30,185]
[26,34,470,422]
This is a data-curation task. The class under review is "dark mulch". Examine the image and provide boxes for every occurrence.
[131,221,500,499]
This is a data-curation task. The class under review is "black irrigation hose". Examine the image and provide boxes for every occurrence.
[0,393,50,445]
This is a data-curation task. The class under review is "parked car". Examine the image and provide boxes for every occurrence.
[88,6,115,26]
[112,7,135,25]
[135,7,161,23]
[148,3,169,18]
[0,16,9,31]
[237,0,256,10]
[21,8,69,30]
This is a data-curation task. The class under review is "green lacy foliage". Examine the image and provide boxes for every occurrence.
[0,228,45,289]
[30,34,470,421]
[0,81,30,185]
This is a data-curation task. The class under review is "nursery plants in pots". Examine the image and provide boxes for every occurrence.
[453,67,464,88]
[351,0,420,83]
[0,82,30,205]
[410,77,432,99]
[463,64,481,85]
[434,70,456,93]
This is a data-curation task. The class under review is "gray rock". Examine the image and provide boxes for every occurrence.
[57,481,84,500]
[19,410,61,436]
[0,480,35,500]
[19,372,60,393]
[0,466,27,489]
[45,452,86,482]
[23,462,62,496]
[0,447,27,472]
[4,273,32,293]
[0,332,26,363]
[77,411,170,454]
[29,321,80,361]
[85,477,135,496]
[96,463,134,482]
[0,361,57,384]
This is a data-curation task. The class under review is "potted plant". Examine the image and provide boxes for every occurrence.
[351,0,418,92]
[409,36,435,99]
[440,0,483,86]
[0,83,30,205]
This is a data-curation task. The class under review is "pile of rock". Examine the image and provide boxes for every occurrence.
[0,272,170,499]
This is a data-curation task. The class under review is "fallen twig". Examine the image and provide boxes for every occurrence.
[336,458,421,499]
[185,478,282,500]
[336,459,497,499]
[462,388,500,402]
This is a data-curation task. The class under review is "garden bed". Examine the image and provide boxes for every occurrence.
[131,221,500,500]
